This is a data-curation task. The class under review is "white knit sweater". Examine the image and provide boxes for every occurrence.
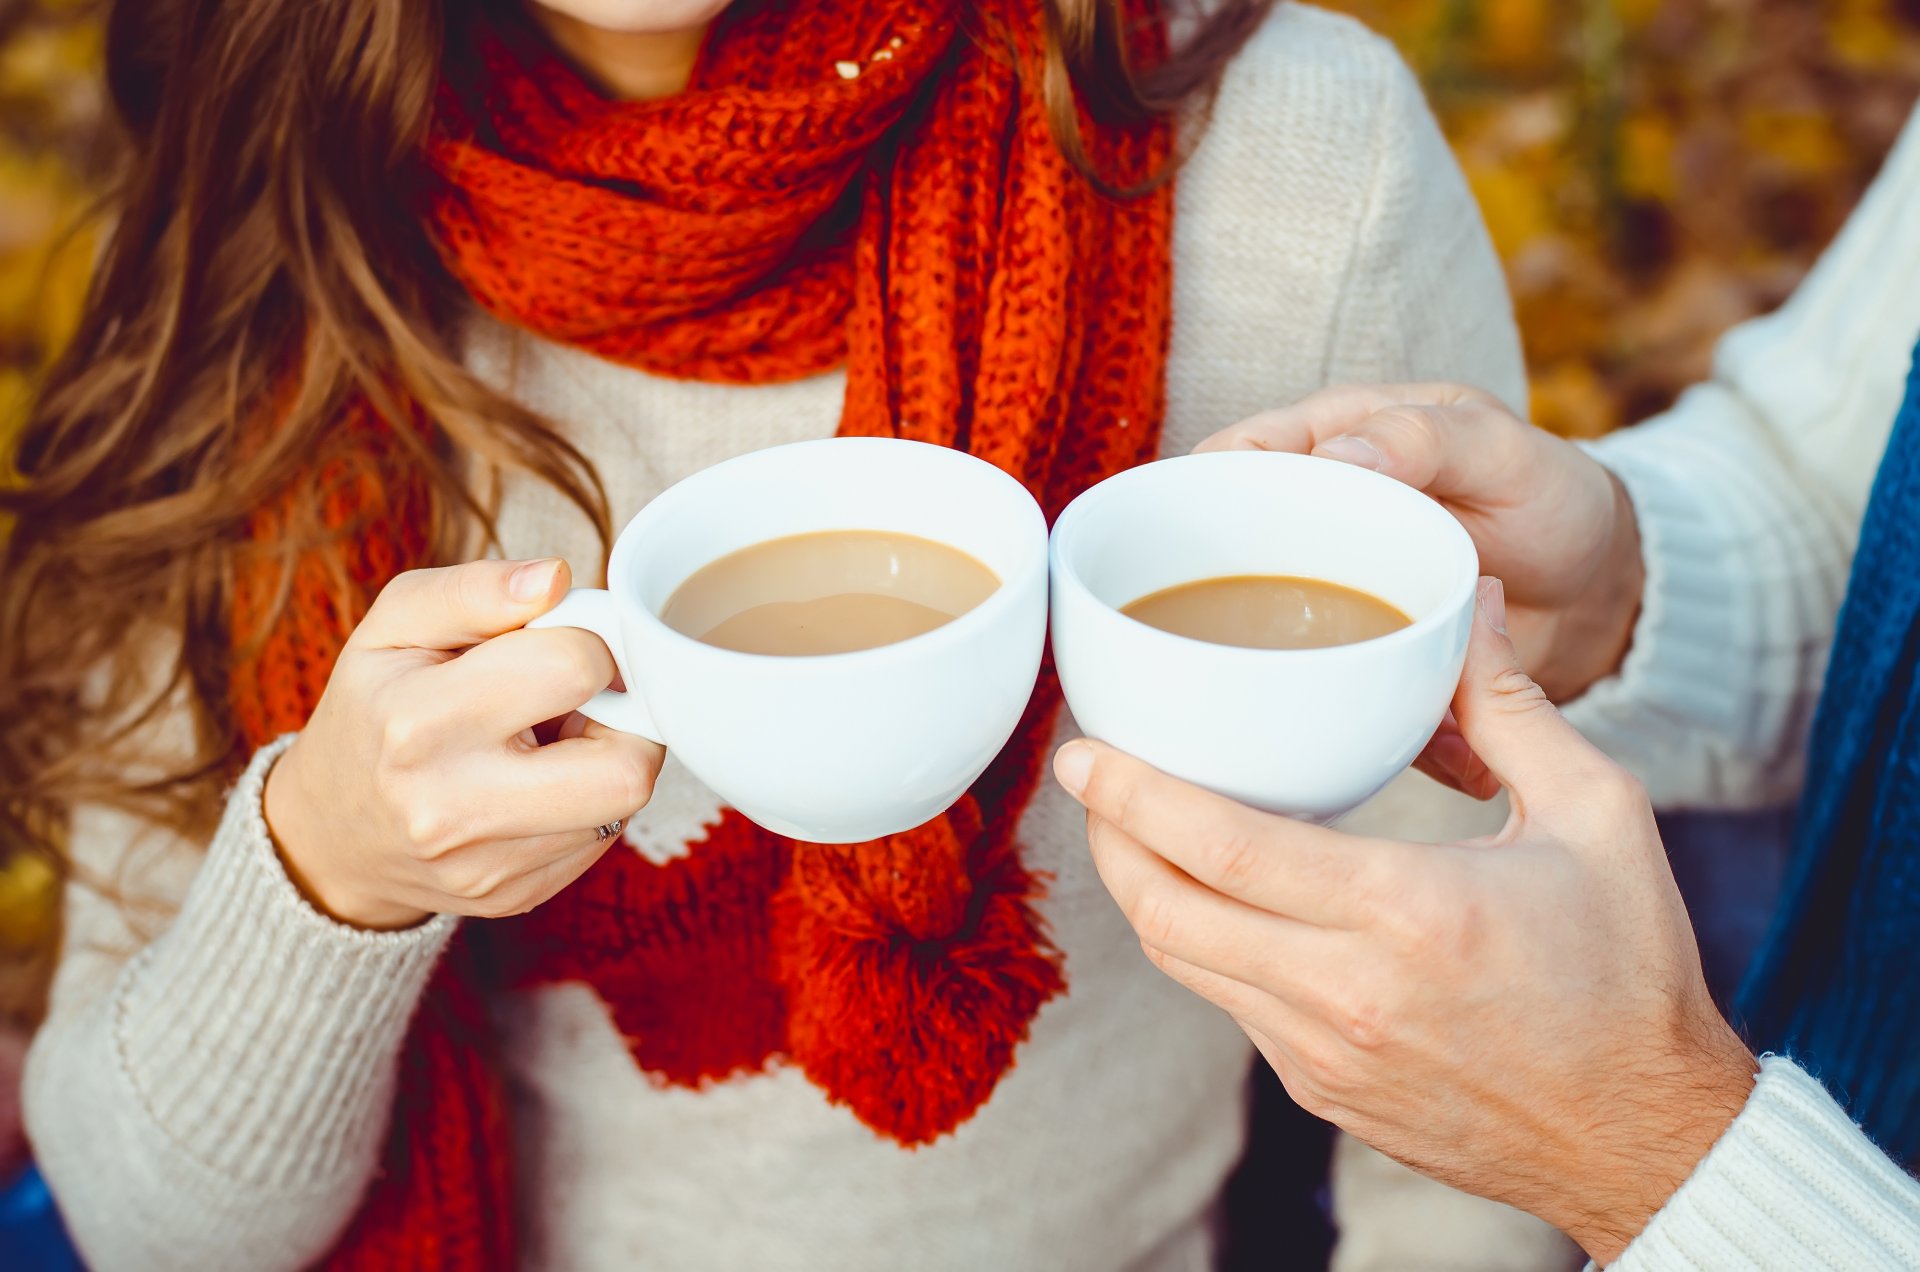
[24,8,1529,1270]
[1550,99,1920,1271]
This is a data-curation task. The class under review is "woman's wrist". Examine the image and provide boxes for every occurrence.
[263,738,431,931]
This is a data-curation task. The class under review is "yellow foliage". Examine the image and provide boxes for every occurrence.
[1343,0,1920,438]
[1618,112,1675,202]
[0,855,58,957]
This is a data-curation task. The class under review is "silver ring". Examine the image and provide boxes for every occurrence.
[595,819,624,843]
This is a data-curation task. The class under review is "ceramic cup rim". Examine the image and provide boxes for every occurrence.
[1049,450,1481,662]
[603,436,1050,667]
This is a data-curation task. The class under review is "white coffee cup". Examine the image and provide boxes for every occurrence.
[528,436,1048,844]
[1049,451,1479,824]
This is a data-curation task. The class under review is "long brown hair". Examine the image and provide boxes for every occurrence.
[0,0,1270,871]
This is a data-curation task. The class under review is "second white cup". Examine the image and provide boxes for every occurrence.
[1048,451,1479,824]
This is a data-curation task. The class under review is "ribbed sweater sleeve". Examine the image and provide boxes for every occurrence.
[1600,1057,1920,1271]
[1562,104,1920,810]
[23,737,456,1272]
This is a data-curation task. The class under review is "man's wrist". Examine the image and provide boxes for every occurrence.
[1557,1022,1758,1266]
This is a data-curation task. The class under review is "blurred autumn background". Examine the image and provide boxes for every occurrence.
[2,0,1920,1189]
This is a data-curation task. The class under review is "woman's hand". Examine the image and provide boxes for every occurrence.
[263,558,663,930]
[1053,580,1757,1266]
[1197,384,1644,708]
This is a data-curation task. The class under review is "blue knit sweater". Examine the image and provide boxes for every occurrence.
[1738,333,1920,1166]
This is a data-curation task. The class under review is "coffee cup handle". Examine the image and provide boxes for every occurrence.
[526,588,665,745]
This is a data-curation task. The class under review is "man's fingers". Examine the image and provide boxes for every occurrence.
[1451,578,1614,806]
[1086,812,1330,993]
[1055,739,1381,928]
[1192,383,1503,459]
[352,558,571,652]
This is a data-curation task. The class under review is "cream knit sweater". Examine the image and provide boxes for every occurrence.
[25,8,1528,1270]
[1335,99,1920,1272]
[1557,99,1920,1271]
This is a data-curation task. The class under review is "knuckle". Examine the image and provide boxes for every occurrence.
[1604,767,1648,809]
[372,568,428,613]
[565,641,618,705]
[1204,828,1265,894]
[1294,1029,1358,1092]
[1488,664,1552,712]
[561,639,608,699]
[1334,995,1391,1051]
[1128,882,1182,951]
[1089,765,1136,832]
[450,563,493,621]
[437,857,503,904]
[378,707,434,769]
[1412,894,1478,965]
[1456,384,1506,412]
[1374,404,1445,451]
[472,888,536,920]
[1589,766,1649,822]
[1346,850,1398,911]
[610,748,658,811]
[1566,760,1643,822]
[402,802,457,857]
[1370,876,1433,944]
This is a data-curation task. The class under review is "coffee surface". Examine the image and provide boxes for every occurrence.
[661,529,999,656]
[1121,574,1411,650]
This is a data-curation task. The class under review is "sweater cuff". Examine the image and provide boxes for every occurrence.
[1605,1056,1920,1270]
[1560,427,1745,803]
[113,735,457,1187]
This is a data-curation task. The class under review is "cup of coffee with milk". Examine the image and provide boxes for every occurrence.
[1049,451,1477,824]
[530,437,1048,843]
[534,437,1474,842]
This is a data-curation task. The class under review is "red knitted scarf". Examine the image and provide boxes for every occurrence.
[230,1,1171,1264]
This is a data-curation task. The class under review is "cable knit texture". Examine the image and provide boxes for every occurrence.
[1564,103,1920,810]
[1600,1057,1920,1271]
[27,7,1537,1270]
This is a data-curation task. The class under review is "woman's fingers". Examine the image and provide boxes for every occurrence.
[425,626,618,737]
[485,730,664,837]
[1055,739,1382,928]
[398,827,618,920]
[351,558,571,652]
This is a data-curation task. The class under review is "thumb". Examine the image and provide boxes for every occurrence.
[1307,400,1524,505]
[351,558,571,652]
[1450,577,1610,803]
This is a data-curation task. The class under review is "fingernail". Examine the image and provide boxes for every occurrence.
[1478,577,1508,634]
[510,558,562,603]
[1054,740,1094,795]
[1311,434,1383,471]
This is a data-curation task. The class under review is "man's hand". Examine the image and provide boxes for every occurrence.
[1054,578,1757,1265]
[1198,384,1644,709]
